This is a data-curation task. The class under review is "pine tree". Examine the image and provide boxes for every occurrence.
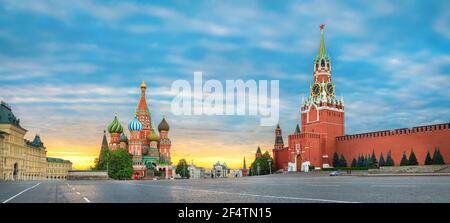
[385,150,394,166]
[360,155,365,167]
[432,148,445,165]
[332,152,340,167]
[351,158,357,167]
[408,148,418,166]
[400,152,409,166]
[365,154,370,167]
[339,154,347,167]
[424,151,433,165]
[379,153,385,167]
[371,150,377,167]
[357,154,362,167]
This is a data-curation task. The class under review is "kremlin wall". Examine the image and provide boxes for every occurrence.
[272,25,449,171]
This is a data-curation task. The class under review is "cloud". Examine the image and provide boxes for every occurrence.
[434,9,450,39]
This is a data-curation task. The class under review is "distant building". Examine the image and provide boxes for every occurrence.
[46,157,73,180]
[0,101,72,181]
[211,162,229,178]
[188,165,205,179]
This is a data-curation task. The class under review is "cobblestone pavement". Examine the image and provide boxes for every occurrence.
[1,174,449,203]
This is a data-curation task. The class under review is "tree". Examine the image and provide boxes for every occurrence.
[357,154,362,167]
[332,152,340,167]
[250,151,273,175]
[93,149,110,170]
[408,149,418,166]
[379,153,385,167]
[176,159,190,178]
[371,150,377,167]
[339,154,347,167]
[108,148,133,180]
[400,152,409,166]
[351,158,357,167]
[364,154,370,167]
[424,151,433,165]
[432,148,445,165]
[385,150,394,166]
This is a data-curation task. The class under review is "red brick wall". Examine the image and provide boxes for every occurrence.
[336,123,450,166]
[288,133,322,167]
[273,147,290,171]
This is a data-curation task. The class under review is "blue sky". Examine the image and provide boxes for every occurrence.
[0,0,449,169]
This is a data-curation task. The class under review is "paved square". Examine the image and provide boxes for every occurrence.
[1,174,449,203]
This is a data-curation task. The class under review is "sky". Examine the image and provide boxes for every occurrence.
[0,0,449,170]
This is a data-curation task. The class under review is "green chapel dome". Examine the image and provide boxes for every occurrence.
[147,131,160,142]
[108,115,123,134]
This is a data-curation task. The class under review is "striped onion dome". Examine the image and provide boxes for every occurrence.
[147,130,160,142]
[107,115,123,134]
[128,117,142,132]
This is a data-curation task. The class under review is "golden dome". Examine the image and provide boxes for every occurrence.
[140,80,146,88]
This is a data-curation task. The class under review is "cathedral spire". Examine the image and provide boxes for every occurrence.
[137,81,149,113]
[101,130,108,151]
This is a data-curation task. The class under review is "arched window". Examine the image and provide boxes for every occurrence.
[321,59,325,67]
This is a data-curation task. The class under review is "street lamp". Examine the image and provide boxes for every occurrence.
[268,159,272,175]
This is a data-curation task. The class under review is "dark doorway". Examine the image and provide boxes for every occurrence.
[13,163,18,180]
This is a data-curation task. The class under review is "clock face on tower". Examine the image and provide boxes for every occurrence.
[326,82,334,96]
[311,83,321,96]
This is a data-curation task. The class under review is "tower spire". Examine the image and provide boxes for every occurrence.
[318,24,327,58]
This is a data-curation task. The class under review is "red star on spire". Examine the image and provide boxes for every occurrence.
[320,24,325,30]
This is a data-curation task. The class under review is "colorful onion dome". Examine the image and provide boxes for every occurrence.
[107,115,123,134]
[119,133,128,142]
[158,117,170,132]
[128,117,142,132]
[147,131,160,142]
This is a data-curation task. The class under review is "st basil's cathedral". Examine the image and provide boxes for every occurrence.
[102,81,172,179]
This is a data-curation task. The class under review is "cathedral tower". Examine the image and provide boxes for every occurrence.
[136,81,152,144]
[158,117,171,164]
[128,116,143,156]
[107,115,124,150]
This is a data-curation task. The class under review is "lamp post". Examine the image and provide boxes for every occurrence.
[268,159,272,175]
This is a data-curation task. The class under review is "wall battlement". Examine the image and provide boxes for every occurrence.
[288,132,321,139]
[336,123,449,141]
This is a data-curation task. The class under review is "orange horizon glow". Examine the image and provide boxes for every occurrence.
[45,142,272,170]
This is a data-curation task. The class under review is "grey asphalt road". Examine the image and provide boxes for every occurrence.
[1,174,449,203]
